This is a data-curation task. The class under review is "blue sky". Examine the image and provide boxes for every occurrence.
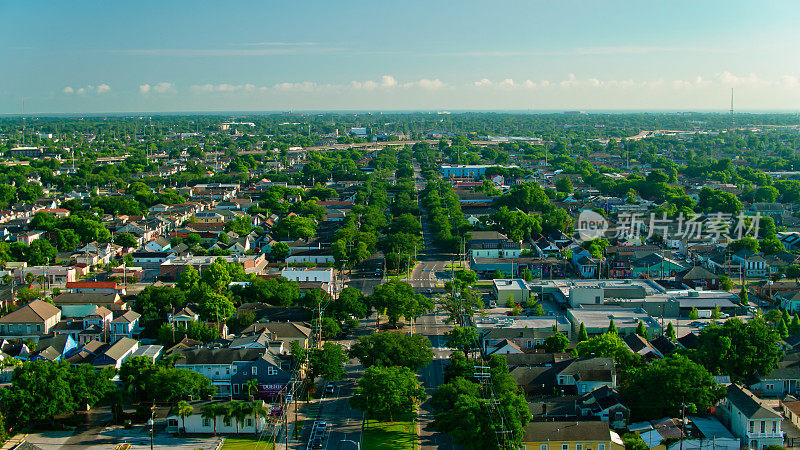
[2,0,800,113]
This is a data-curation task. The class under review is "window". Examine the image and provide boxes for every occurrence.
[268,367,277,376]
[750,421,754,433]
[252,367,257,375]
[599,444,606,450]
[247,418,253,427]
[233,384,240,394]
[576,444,583,450]
[772,421,777,433]
[168,419,178,427]
[224,418,231,427]
[761,421,765,434]
[766,384,774,390]
[203,418,211,427]
[562,444,569,450]
[541,445,548,450]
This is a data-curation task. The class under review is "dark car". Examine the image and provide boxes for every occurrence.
[325,383,335,394]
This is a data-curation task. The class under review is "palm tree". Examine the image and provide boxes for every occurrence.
[245,379,259,400]
[248,400,268,433]
[200,404,218,436]
[176,401,193,434]
[230,401,248,434]
[35,274,45,291]
[219,403,234,432]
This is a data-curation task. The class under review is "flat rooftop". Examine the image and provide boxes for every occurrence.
[567,306,661,329]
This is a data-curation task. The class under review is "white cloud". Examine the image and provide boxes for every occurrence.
[153,82,174,93]
[473,78,492,87]
[560,73,578,88]
[523,80,537,88]
[412,78,445,90]
[350,75,399,90]
[190,83,255,93]
[140,82,175,94]
[380,75,398,88]
[64,84,110,94]
[782,75,799,88]
[718,71,767,88]
[272,81,318,92]
[499,78,515,88]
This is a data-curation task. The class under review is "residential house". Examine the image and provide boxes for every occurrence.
[143,237,172,253]
[572,247,600,278]
[79,306,112,344]
[556,357,617,395]
[91,337,139,368]
[677,266,721,290]
[66,281,125,295]
[732,249,768,278]
[110,310,141,340]
[717,385,783,450]
[174,347,291,398]
[520,420,624,450]
[577,385,630,429]
[53,292,126,311]
[468,231,523,259]
[168,306,200,328]
[165,400,273,434]
[749,358,800,397]
[0,299,62,339]
[29,334,78,362]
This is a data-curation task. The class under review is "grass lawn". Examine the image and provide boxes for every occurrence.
[222,435,274,450]
[363,419,418,450]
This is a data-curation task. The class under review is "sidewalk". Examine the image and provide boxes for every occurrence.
[0,434,27,450]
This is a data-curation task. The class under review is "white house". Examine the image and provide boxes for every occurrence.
[717,385,783,450]
[166,400,273,434]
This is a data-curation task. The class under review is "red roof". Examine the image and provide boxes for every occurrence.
[66,281,118,289]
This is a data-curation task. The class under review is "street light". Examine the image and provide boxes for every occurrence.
[148,404,155,450]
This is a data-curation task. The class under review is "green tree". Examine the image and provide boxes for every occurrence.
[542,332,570,353]
[370,280,433,329]
[177,266,200,291]
[666,322,676,341]
[431,355,530,449]
[350,366,426,421]
[608,318,618,334]
[198,290,236,322]
[270,242,290,261]
[791,314,800,335]
[695,318,782,382]
[200,404,219,436]
[712,306,721,320]
[309,342,348,381]
[636,320,647,338]
[787,266,800,282]
[622,355,725,420]
[444,327,479,357]
[739,286,749,305]
[114,232,138,248]
[689,307,699,320]
[780,319,790,338]
[720,275,734,291]
[350,332,433,371]
[177,400,193,432]
[578,323,589,342]
[555,176,573,194]
[201,259,231,293]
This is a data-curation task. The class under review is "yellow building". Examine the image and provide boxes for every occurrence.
[522,421,625,450]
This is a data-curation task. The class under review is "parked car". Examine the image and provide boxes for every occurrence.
[325,383,335,394]
[488,301,497,308]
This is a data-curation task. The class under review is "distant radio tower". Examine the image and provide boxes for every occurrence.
[730,88,734,115]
